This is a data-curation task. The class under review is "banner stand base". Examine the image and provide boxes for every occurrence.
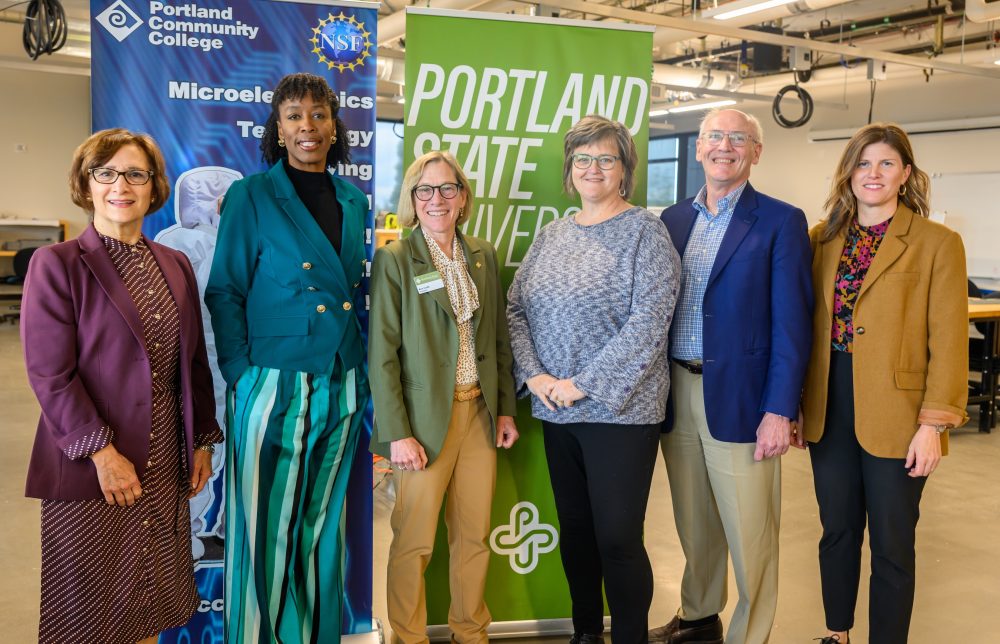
[426,617,612,640]
[344,619,385,644]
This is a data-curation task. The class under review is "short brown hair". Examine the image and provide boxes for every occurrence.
[820,122,929,242]
[397,151,474,228]
[69,128,170,216]
[562,115,638,198]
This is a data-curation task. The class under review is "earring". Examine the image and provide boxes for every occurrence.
[278,137,285,148]
[619,187,626,197]
[899,184,907,196]
[331,133,337,145]
[458,207,464,217]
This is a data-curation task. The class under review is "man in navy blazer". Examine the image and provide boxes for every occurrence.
[650,109,813,644]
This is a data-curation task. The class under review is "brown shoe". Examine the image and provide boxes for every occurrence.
[648,615,723,644]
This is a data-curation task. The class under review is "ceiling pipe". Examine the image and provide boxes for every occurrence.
[378,0,522,45]
[653,0,855,58]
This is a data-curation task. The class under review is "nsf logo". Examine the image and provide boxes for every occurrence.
[490,501,558,575]
[310,12,372,73]
[95,0,144,42]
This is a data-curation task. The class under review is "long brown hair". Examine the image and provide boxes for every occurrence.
[819,122,930,242]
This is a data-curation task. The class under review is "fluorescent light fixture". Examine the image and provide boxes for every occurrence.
[709,0,797,20]
[667,99,737,114]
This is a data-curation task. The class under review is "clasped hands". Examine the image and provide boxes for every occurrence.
[91,443,213,507]
[526,373,585,411]
[390,415,519,473]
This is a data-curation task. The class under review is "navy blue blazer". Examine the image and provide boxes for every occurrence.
[206,161,369,385]
[661,183,813,443]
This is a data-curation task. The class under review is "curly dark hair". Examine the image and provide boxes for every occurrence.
[260,73,351,166]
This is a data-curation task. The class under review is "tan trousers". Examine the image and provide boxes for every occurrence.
[387,387,497,644]
[660,364,781,644]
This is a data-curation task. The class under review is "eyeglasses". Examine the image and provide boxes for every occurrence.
[572,153,620,170]
[413,183,461,201]
[89,167,155,185]
[701,130,756,147]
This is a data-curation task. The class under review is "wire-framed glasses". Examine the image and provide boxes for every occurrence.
[572,154,619,170]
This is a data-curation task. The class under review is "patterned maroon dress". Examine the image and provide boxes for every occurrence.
[38,235,222,643]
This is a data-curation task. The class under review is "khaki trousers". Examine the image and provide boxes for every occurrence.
[660,364,781,644]
[387,387,497,644]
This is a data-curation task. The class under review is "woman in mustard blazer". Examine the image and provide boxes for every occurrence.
[368,151,518,644]
[799,123,968,644]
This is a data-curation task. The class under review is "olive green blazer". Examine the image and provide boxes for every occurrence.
[368,227,516,465]
[802,204,969,458]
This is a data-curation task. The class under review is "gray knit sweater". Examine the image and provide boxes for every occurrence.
[506,207,681,425]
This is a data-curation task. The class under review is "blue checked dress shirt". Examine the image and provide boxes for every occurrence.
[670,181,747,360]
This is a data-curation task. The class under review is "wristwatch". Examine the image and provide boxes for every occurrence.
[931,424,953,434]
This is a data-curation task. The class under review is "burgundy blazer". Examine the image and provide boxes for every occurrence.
[22,225,221,501]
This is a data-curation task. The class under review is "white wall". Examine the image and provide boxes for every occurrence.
[666,69,1000,278]
[0,67,92,238]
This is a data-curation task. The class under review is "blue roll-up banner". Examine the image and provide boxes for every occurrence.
[89,0,378,639]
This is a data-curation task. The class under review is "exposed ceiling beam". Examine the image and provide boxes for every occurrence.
[507,0,1000,80]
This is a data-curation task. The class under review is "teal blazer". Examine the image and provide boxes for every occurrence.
[206,161,368,385]
[368,228,516,465]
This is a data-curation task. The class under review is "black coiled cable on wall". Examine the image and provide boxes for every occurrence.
[22,0,67,60]
[771,83,814,129]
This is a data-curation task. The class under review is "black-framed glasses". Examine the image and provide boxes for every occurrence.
[701,130,756,147]
[413,182,461,201]
[572,153,619,170]
[89,167,155,185]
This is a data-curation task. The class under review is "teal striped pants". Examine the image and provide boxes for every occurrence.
[224,359,368,644]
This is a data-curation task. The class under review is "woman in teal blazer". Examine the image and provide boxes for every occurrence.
[369,151,518,643]
[205,73,370,644]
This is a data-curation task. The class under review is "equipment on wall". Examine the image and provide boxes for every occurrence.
[771,83,814,128]
[21,0,67,60]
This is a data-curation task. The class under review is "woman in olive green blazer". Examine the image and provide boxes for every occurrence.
[368,151,517,644]
[799,123,968,644]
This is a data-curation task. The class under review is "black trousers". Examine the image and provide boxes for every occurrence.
[542,421,660,644]
[809,351,926,643]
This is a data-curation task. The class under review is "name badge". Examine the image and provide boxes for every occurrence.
[414,271,445,294]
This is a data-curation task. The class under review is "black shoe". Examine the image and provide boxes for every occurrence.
[648,615,723,644]
[814,635,848,644]
[569,633,605,644]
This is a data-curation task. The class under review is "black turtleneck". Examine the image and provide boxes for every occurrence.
[283,159,343,255]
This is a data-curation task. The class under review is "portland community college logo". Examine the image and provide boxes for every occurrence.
[95,0,143,42]
[310,12,372,72]
[490,502,558,574]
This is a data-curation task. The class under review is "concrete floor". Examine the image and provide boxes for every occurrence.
[2,321,999,643]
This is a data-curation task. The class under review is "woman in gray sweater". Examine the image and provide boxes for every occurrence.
[507,115,680,644]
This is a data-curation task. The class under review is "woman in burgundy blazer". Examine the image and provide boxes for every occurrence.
[21,129,222,644]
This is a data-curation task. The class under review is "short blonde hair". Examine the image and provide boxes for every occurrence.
[69,128,170,216]
[562,115,638,198]
[396,151,474,228]
[699,108,765,145]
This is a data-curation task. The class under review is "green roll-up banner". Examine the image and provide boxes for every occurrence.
[403,8,653,634]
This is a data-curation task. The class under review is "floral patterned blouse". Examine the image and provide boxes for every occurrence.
[831,217,892,352]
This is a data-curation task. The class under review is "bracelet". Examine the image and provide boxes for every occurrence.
[931,424,952,434]
[196,444,216,454]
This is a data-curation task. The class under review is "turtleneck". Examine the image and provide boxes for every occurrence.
[283,159,343,255]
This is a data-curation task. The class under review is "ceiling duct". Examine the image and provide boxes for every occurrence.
[966,0,1000,23]
[808,116,1000,142]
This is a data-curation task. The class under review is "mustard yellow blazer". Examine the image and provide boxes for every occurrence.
[802,204,969,458]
